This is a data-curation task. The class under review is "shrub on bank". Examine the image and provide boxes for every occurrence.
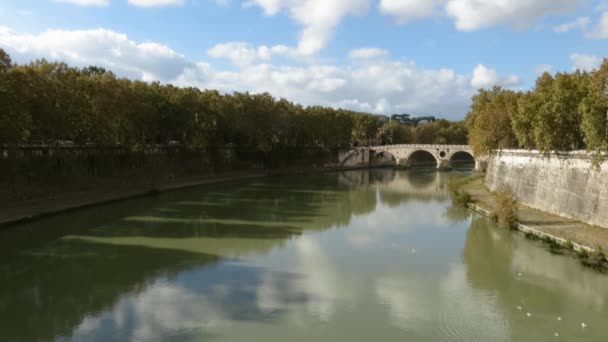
[495,185,517,227]
[447,176,477,206]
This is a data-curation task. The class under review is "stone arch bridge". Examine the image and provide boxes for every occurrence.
[339,144,483,171]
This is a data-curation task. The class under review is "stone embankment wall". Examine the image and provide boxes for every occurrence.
[339,148,370,168]
[486,150,608,229]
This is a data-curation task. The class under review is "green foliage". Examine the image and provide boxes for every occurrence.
[0,48,470,161]
[468,60,608,158]
[580,60,608,164]
[495,185,517,227]
[378,119,468,146]
[466,86,519,155]
[447,176,477,206]
[378,121,413,144]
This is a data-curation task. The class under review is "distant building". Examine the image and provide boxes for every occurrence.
[390,114,436,126]
[377,115,390,124]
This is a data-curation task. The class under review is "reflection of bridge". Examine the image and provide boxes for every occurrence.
[338,169,451,200]
[339,144,481,171]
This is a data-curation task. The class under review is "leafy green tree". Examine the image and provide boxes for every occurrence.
[580,59,608,160]
[379,121,413,145]
[466,86,519,155]
[532,72,586,152]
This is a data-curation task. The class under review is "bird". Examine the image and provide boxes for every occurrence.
[554,332,559,337]
[557,317,562,321]
[581,322,588,329]
[526,312,532,317]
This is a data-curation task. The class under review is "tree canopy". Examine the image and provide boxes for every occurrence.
[0,48,467,164]
[467,59,608,160]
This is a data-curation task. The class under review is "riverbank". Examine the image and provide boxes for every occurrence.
[458,176,608,272]
[0,171,269,228]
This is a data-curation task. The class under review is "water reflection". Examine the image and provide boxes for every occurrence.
[1,170,607,341]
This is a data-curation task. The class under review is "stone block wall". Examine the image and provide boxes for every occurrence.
[485,150,608,229]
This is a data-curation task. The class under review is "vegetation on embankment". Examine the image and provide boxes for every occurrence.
[466,59,608,163]
[450,175,608,274]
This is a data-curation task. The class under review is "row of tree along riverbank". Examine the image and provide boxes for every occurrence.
[466,59,608,163]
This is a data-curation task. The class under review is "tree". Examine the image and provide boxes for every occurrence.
[466,86,519,155]
[0,48,12,72]
[580,59,608,160]
[532,72,586,152]
[379,121,413,145]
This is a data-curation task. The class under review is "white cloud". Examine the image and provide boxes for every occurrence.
[0,27,189,81]
[0,26,523,120]
[379,0,443,24]
[56,0,110,6]
[535,64,553,75]
[570,53,602,71]
[589,11,608,39]
[349,48,389,60]
[445,0,583,31]
[244,0,370,55]
[471,64,520,89]
[128,0,185,7]
[554,16,591,33]
[207,41,294,65]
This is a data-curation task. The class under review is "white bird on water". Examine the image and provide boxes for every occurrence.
[557,317,562,321]
[526,312,532,317]
[554,332,559,337]
[581,322,588,328]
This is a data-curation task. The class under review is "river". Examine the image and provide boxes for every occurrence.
[1,169,607,341]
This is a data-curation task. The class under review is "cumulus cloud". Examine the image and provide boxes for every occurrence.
[471,64,520,89]
[0,26,189,81]
[128,0,185,7]
[244,0,370,55]
[589,11,608,39]
[379,0,443,24]
[207,41,294,65]
[445,0,583,31]
[570,53,602,71]
[349,48,389,60]
[56,0,110,6]
[0,26,522,120]
[554,16,591,33]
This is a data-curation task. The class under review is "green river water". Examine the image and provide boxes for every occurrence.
[1,169,607,342]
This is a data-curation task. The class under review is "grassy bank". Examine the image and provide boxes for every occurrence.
[451,175,608,274]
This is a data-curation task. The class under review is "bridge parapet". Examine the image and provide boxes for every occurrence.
[369,144,472,150]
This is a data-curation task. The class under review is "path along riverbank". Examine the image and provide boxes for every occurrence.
[0,171,271,228]
[459,176,608,271]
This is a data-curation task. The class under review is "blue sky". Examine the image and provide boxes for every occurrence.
[1,0,607,120]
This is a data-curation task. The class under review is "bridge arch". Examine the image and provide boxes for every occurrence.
[405,150,439,168]
[447,150,476,170]
[372,150,398,167]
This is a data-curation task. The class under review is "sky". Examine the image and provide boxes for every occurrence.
[0,0,607,120]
